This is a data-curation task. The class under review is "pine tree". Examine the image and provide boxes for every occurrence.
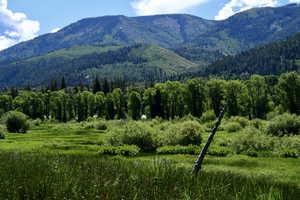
[93,77,101,94]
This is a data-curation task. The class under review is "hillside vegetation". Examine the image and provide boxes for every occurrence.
[204,32,300,77]
[0,44,196,86]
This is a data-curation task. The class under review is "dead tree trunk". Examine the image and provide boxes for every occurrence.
[192,105,227,175]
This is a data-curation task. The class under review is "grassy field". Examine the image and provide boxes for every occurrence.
[0,121,299,199]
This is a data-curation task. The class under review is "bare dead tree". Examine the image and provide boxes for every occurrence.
[192,105,227,175]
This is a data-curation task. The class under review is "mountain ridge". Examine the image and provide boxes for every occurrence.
[1,4,300,86]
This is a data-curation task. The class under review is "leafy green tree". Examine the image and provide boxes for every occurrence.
[105,93,115,120]
[245,75,270,119]
[225,80,248,117]
[207,79,226,117]
[4,111,30,133]
[95,92,106,118]
[111,88,126,119]
[0,95,13,115]
[186,78,206,117]
[128,91,142,120]
[92,77,101,94]
[277,72,300,114]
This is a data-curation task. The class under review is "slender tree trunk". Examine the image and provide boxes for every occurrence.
[192,105,227,175]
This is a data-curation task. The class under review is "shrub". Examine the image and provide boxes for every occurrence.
[266,113,300,136]
[231,127,275,154]
[4,111,30,133]
[161,121,203,146]
[200,110,216,123]
[95,121,107,131]
[250,119,266,130]
[279,150,298,158]
[156,145,199,155]
[275,136,300,155]
[84,122,95,129]
[31,119,42,126]
[208,146,231,157]
[224,122,242,133]
[108,121,157,152]
[99,145,140,157]
[229,116,250,128]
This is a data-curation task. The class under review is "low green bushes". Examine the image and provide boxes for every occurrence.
[108,120,204,152]
[231,127,275,154]
[3,111,30,133]
[84,120,108,130]
[223,122,242,133]
[201,110,216,122]
[31,119,42,127]
[94,121,108,130]
[229,116,250,128]
[99,145,140,156]
[266,113,300,136]
[161,121,203,146]
[108,121,157,152]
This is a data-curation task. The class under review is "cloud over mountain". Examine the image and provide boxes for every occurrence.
[131,0,209,15]
[215,0,278,20]
[0,0,40,50]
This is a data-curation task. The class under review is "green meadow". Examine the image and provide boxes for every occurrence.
[0,119,299,199]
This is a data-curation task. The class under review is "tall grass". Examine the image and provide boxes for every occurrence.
[0,153,298,200]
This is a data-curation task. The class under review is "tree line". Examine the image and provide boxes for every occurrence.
[0,72,299,122]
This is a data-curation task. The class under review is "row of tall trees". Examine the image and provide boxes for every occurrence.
[0,72,299,122]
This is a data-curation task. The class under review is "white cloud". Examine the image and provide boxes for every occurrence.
[289,0,300,3]
[51,27,60,33]
[215,0,278,20]
[131,0,209,16]
[0,0,40,50]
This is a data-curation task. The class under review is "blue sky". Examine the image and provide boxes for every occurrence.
[0,0,299,50]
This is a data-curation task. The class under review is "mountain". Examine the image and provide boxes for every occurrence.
[203,32,300,78]
[1,4,300,86]
[0,14,216,64]
[0,44,196,87]
[176,3,300,63]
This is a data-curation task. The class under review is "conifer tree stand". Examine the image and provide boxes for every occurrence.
[192,105,227,175]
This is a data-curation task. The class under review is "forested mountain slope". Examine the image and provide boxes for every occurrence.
[204,32,300,77]
[0,44,196,87]
[176,4,300,63]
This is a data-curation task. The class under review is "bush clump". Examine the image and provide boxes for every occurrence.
[266,113,300,136]
[231,127,275,154]
[229,116,250,128]
[31,119,42,127]
[249,119,266,130]
[4,111,30,133]
[156,145,199,155]
[161,121,203,146]
[200,110,216,122]
[223,122,242,133]
[95,121,108,131]
[99,145,140,157]
[108,121,157,152]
